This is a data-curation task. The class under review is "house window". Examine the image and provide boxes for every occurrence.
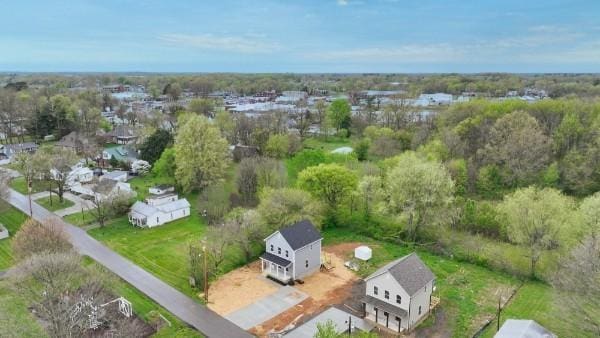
[396,295,401,304]
[278,247,281,255]
[285,267,289,271]
[374,286,378,295]
[156,217,159,223]
[418,305,422,315]
[305,260,309,268]
[425,285,427,292]
[270,244,274,252]
[384,290,389,299]
[285,250,289,257]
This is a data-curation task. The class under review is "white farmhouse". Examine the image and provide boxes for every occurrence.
[128,190,190,228]
[362,253,435,334]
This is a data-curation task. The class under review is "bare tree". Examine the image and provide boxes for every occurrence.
[552,236,600,336]
[224,209,265,263]
[11,218,73,261]
[46,147,78,203]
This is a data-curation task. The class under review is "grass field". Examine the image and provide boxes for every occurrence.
[0,279,48,337]
[34,195,75,211]
[89,214,206,299]
[0,206,28,270]
[9,177,47,195]
[479,282,594,338]
[302,136,353,152]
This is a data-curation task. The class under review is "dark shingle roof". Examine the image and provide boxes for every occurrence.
[366,253,435,296]
[279,220,322,250]
[260,252,292,267]
[362,295,407,317]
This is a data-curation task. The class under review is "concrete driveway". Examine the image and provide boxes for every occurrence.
[284,307,374,337]
[226,286,309,330]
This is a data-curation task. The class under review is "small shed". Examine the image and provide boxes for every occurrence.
[354,245,372,261]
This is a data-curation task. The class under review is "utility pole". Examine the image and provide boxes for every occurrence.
[203,243,208,303]
[497,295,502,332]
[27,177,33,217]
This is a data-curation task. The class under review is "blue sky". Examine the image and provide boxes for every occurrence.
[1,0,599,72]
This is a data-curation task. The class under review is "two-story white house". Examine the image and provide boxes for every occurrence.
[362,253,435,334]
[260,220,322,284]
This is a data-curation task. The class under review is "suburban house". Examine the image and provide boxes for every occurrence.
[128,187,190,228]
[65,163,94,188]
[260,220,322,284]
[70,174,135,202]
[55,131,97,155]
[105,125,138,144]
[495,319,556,338]
[100,170,128,182]
[362,253,435,333]
[0,142,38,164]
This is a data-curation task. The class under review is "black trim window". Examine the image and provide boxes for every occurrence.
[384,290,390,299]
[305,260,309,268]
[374,286,378,295]
[278,247,281,254]
[396,295,401,304]
[270,244,274,252]
[418,305,422,315]
[285,250,289,257]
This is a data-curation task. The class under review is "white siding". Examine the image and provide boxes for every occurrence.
[364,272,410,331]
[408,280,433,327]
[293,239,321,280]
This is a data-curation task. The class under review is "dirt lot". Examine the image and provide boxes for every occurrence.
[207,243,367,337]
[251,243,365,337]
[207,261,279,316]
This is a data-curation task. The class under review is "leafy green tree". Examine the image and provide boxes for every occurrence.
[264,134,289,159]
[476,164,504,199]
[298,163,358,209]
[497,187,574,278]
[354,138,370,161]
[314,320,339,338]
[214,110,235,143]
[579,192,600,238]
[152,147,176,178]
[174,114,230,192]
[257,188,323,231]
[479,111,551,186]
[189,98,215,117]
[139,129,173,164]
[385,152,455,242]
[447,159,467,196]
[326,99,351,134]
[553,111,584,155]
[198,183,231,225]
[357,175,383,219]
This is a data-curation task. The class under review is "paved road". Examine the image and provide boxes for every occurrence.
[5,188,252,338]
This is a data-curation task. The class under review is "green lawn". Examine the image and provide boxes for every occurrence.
[89,214,206,299]
[0,206,28,270]
[0,279,48,337]
[324,229,521,338]
[302,136,353,152]
[9,177,47,195]
[34,195,75,212]
[480,282,593,338]
[63,209,98,227]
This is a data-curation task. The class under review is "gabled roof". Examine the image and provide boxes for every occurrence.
[366,253,435,296]
[156,198,190,213]
[495,319,557,338]
[277,220,322,250]
[130,201,158,217]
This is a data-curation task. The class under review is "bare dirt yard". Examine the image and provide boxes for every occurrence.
[207,261,279,316]
[251,243,365,337]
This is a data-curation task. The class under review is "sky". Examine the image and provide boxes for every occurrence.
[1,0,600,73]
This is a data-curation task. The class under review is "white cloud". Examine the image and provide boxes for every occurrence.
[337,0,348,6]
[304,44,464,63]
[157,33,279,53]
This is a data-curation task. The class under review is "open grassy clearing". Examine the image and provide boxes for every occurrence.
[302,136,353,152]
[9,177,47,195]
[63,209,97,227]
[0,279,48,337]
[89,215,204,299]
[34,195,75,211]
[323,229,522,338]
[479,282,592,338]
[0,206,29,270]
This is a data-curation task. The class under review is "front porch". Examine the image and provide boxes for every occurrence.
[260,252,292,284]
